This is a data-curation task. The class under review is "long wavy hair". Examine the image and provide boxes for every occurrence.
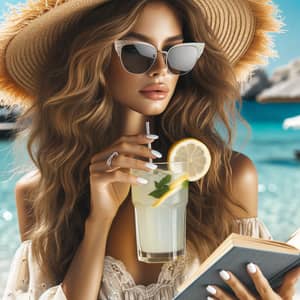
[16,0,243,283]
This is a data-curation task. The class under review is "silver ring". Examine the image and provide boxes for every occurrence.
[106,151,119,169]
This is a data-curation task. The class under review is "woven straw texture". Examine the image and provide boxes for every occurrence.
[0,0,283,106]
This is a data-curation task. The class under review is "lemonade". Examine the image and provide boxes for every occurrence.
[131,138,212,263]
[131,162,189,263]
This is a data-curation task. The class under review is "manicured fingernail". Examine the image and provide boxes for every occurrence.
[206,285,217,295]
[151,149,162,158]
[219,270,230,281]
[146,134,159,140]
[207,297,215,300]
[145,162,158,170]
[136,177,148,184]
[247,263,257,274]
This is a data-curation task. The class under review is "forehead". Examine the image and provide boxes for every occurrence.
[130,1,183,42]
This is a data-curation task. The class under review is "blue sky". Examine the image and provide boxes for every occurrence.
[265,0,300,74]
[0,0,299,75]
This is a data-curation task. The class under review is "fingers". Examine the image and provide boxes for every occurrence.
[90,168,148,186]
[91,134,161,163]
[277,266,300,299]
[90,154,158,173]
[206,284,233,299]
[89,134,161,186]
[114,133,159,145]
[246,263,281,300]
[207,264,298,300]
[206,270,255,300]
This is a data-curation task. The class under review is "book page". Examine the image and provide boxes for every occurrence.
[231,234,298,252]
[287,228,300,250]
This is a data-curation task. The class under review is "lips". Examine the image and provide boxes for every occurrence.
[139,83,169,101]
[140,83,169,93]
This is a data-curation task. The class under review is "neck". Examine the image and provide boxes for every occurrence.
[114,103,155,137]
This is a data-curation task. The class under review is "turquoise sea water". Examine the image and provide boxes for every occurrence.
[236,102,300,240]
[0,101,300,294]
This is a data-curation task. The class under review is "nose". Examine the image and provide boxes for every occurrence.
[148,51,168,77]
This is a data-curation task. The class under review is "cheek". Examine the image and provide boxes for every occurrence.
[107,53,141,100]
[106,51,180,114]
[170,76,180,91]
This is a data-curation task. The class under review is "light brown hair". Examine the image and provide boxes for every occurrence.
[16,0,242,282]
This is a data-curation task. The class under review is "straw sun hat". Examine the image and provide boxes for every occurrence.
[0,0,283,107]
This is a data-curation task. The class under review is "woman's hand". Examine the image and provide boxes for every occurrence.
[206,264,300,300]
[88,134,161,222]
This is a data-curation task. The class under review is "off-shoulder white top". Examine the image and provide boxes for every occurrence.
[2,218,272,300]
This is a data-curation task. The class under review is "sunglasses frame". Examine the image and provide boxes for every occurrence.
[114,39,205,75]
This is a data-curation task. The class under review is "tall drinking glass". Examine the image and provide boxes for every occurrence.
[131,162,188,263]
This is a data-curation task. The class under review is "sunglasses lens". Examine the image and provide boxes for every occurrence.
[168,45,199,75]
[121,43,156,74]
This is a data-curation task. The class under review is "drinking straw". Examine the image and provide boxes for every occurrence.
[145,121,153,163]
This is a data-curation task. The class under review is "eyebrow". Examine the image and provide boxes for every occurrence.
[123,32,184,43]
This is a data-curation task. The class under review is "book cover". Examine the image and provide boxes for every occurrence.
[173,233,300,300]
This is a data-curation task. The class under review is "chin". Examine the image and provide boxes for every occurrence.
[133,104,168,116]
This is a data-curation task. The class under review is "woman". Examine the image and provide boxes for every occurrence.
[1,0,299,299]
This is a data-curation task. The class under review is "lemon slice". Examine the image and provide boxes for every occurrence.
[169,173,189,190]
[167,138,211,182]
[151,174,188,208]
[151,139,211,208]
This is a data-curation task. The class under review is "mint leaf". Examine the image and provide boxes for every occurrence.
[153,174,171,189]
[158,175,171,187]
[154,181,160,189]
[182,180,189,189]
[149,185,169,198]
[149,175,173,199]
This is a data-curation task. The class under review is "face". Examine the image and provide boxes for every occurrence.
[106,1,183,116]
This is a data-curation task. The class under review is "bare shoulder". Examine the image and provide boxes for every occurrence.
[15,169,40,198]
[230,151,257,185]
[15,169,40,241]
[229,151,258,218]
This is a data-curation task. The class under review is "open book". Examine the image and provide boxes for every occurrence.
[173,230,300,299]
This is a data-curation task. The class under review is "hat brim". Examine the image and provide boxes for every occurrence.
[0,0,283,106]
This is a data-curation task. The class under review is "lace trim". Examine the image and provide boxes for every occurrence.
[101,255,186,299]
[101,218,272,295]
[103,254,186,290]
[233,217,273,239]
